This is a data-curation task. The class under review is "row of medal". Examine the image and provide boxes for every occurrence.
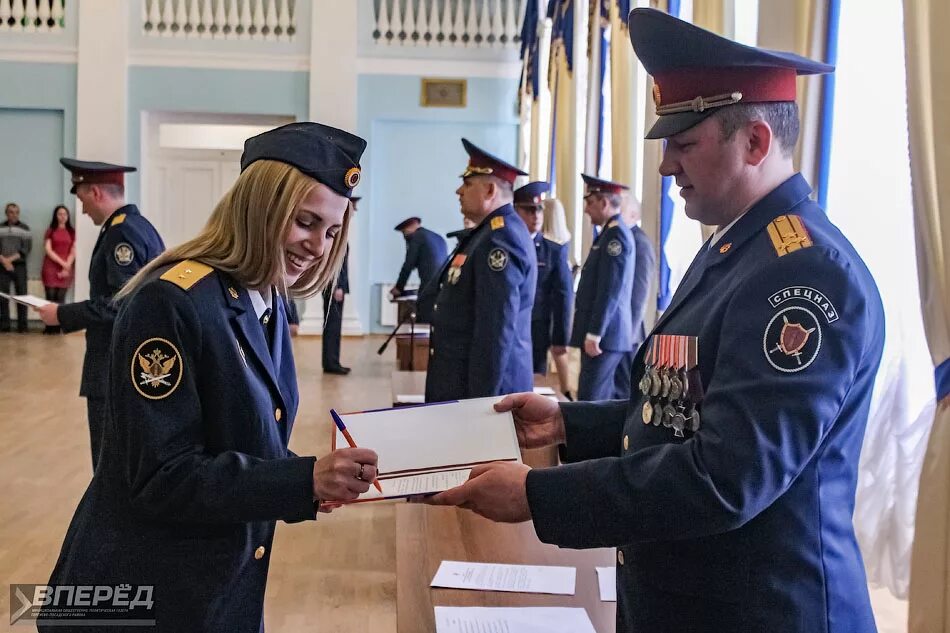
[638,334,703,438]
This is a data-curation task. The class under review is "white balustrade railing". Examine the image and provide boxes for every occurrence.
[142,0,296,41]
[373,0,524,48]
[0,0,65,33]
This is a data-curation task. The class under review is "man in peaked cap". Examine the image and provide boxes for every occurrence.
[390,216,448,324]
[513,181,574,394]
[322,196,357,376]
[427,9,884,633]
[570,174,635,401]
[424,139,537,402]
[37,159,164,470]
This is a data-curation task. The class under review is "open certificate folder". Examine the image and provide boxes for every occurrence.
[331,397,522,502]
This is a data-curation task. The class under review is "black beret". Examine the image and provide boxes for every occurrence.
[240,122,367,198]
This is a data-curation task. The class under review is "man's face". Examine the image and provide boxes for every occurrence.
[75,184,108,226]
[515,201,544,234]
[455,177,492,223]
[5,205,19,224]
[658,115,746,225]
[583,192,611,226]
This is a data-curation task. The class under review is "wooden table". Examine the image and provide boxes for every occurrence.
[391,370,427,406]
[395,504,616,632]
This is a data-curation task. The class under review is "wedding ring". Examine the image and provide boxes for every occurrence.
[357,463,365,481]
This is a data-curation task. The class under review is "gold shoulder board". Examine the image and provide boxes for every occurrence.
[766,215,813,257]
[491,216,505,230]
[111,213,127,226]
[160,260,214,291]
[607,220,619,228]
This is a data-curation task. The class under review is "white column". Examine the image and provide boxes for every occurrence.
[73,0,130,301]
[302,0,363,335]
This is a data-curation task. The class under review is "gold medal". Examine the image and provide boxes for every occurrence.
[642,400,654,425]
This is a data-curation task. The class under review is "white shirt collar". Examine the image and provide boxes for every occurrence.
[247,287,274,320]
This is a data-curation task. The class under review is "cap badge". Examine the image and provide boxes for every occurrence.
[344,167,361,189]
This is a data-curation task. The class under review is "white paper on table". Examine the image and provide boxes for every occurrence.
[395,394,425,404]
[596,566,616,602]
[532,386,556,396]
[431,561,576,595]
[434,606,596,633]
[0,292,51,308]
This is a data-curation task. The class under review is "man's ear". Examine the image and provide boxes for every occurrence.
[745,119,774,166]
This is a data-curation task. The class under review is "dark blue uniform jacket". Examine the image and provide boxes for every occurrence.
[425,204,536,401]
[526,175,885,633]
[396,226,448,322]
[569,213,634,352]
[58,205,164,398]
[44,261,317,632]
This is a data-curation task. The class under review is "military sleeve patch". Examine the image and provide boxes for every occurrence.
[114,242,135,266]
[607,239,622,257]
[491,217,505,230]
[487,247,509,271]
[132,338,184,399]
[763,306,821,372]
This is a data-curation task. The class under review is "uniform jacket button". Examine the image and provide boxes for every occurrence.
[623,435,629,451]
[618,549,625,566]
[254,546,266,560]
[275,408,282,422]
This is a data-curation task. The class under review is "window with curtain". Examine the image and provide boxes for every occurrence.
[824,0,935,600]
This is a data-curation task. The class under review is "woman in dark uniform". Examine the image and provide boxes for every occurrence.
[40,123,376,632]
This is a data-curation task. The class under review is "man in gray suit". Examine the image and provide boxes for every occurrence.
[615,195,656,397]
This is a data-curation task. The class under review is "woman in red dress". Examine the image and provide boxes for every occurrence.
[41,205,76,334]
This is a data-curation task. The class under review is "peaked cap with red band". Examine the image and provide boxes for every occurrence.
[60,158,136,195]
[460,138,527,185]
[582,174,629,196]
[627,8,834,139]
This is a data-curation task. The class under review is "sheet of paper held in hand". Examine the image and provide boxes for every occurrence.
[334,397,521,502]
[430,561,576,595]
[0,292,51,308]
[433,607,596,633]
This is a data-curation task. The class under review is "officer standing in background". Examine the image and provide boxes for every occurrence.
[390,216,448,323]
[428,9,884,633]
[322,197,357,375]
[513,181,573,395]
[570,174,634,401]
[36,159,164,469]
[425,139,536,402]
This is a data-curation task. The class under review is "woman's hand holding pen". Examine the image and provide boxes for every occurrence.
[313,448,379,506]
[493,393,566,449]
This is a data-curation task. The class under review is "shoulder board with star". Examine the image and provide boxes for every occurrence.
[160,260,214,291]
[766,214,813,258]
[490,216,506,231]
[110,213,127,226]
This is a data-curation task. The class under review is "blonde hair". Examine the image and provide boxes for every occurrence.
[119,159,350,300]
[541,197,571,244]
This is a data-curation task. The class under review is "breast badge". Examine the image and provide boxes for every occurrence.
[131,338,184,400]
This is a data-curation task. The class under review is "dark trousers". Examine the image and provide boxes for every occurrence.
[0,263,27,331]
[322,290,344,370]
[578,350,629,401]
[43,286,68,334]
[86,397,106,471]
[531,320,550,375]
